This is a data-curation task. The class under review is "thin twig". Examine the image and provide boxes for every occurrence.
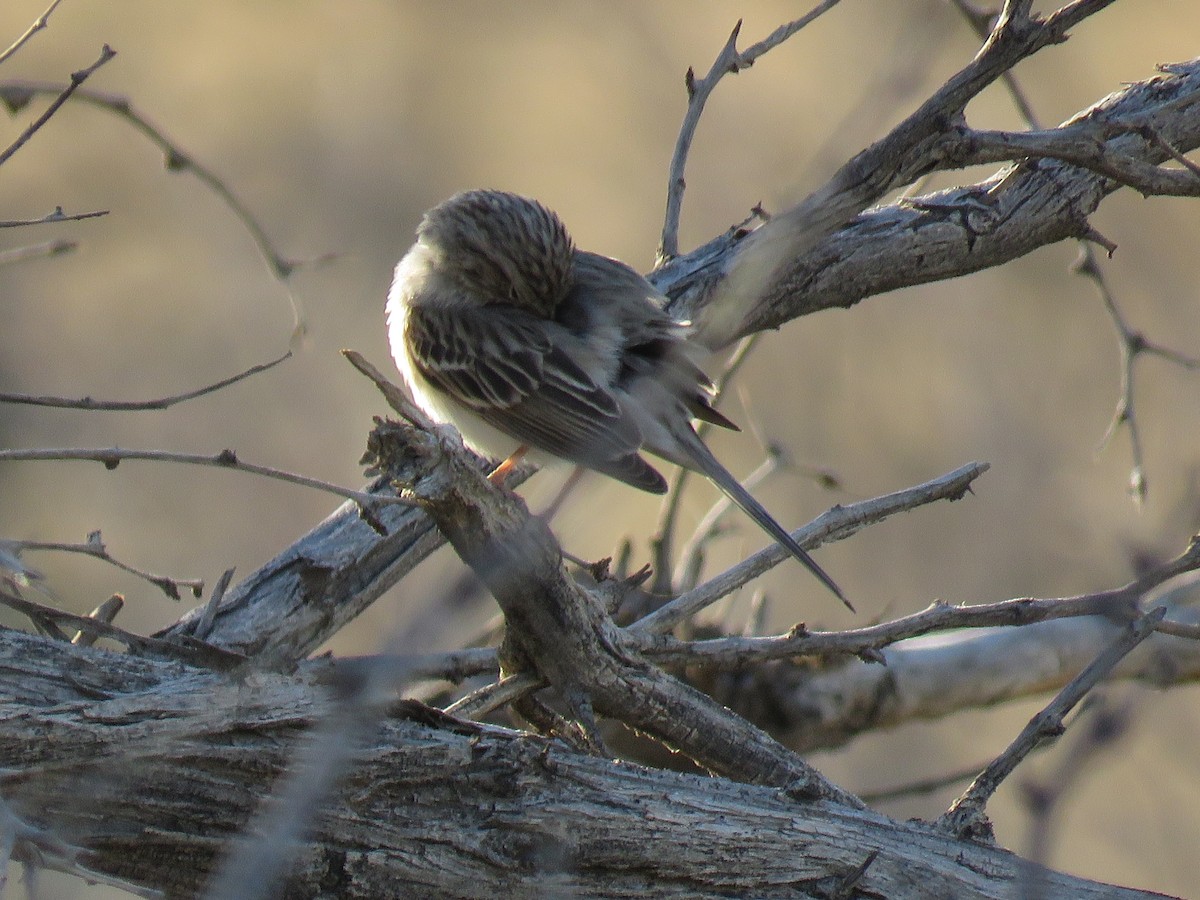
[0,206,108,227]
[0,78,332,343]
[194,568,235,641]
[1018,698,1133,880]
[633,533,1200,665]
[634,462,989,635]
[950,126,1200,197]
[950,0,1041,127]
[677,0,1134,350]
[0,0,65,67]
[342,349,436,430]
[1154,617,1200,641]
[1080,246,1200,505]
[1145,125,1200,178]
[0,589,246,670]
[937,606,1165,839]
[0,45,115,168]
[1082,247,1147,504]
[0,351,291,410]
[949,0,1200,506]
[444,671,542,720]
[0,446,411,511]
[657,2,843,263]
[14,530,203,600]
[0,80,314,283]
[636,593,1123,667]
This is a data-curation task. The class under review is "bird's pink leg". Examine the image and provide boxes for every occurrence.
[488,445,529,486]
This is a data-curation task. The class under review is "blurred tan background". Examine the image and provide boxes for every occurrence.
[1,2,1198,896]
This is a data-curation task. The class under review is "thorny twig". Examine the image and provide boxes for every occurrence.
[1018,697,1133,879]
[0,206,108,227]
[0,45,115,168]
[11,531,203,600]
[948,0,1200,506]
[657,3,843,263]
[632,532,1200,666]
[0,78,333,341]
[0,446,410,513]
[635,462,989,635]
[0,794,162,898]
[0,0,65,67]
[0,351,292,411]
[938,606,1165,839]
[0,588,245,670]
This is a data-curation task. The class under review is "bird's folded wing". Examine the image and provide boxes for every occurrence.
[405,303,667,492]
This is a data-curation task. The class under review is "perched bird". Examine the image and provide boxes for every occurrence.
[386,189,850,610]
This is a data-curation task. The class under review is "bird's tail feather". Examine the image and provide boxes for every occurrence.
[682,434,853,612]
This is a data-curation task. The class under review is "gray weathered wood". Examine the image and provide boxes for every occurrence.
[0,630,1163,899]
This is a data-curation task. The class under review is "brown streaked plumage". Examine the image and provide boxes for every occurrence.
[386,189,850,610]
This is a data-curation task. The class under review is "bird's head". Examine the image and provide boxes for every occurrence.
[416,190,575,317]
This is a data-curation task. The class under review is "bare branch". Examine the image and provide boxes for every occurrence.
[633,530,1200,666]
[0,80,323,284]
[0,205,108,227]
[651,53,1200,345]
[938,606,1165,839]
[361,417,860,801]
[1153,616,1200,641]
[1018,698,1134,879]
[0,45,115,168]
[659,0,1178,348]
[951,125,1200,197]
[646,530,1200,652]
[13,530,203,600]
[0,627,1157,898]
[342,348,438,429]
[633,462,990,635]
[949,0,1042,127]
[0,588,245,670]
[2,5,1196,896]
[444,670,538,719]
[0,446,410,512]
[631,592,1129,669]
[946,7,1200,507]
[860,761,991,806]
[0,350,291,411]
[0,0,65,67]
[1074,240,1200,504]
[619,537,1200,753]
[658,2,842,262]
